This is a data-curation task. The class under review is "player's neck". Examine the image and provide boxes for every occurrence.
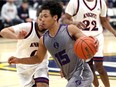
[48,22,60,37]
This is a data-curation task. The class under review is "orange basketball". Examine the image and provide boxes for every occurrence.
[74,36,98,60]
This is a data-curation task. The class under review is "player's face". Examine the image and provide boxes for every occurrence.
[37,13,46,31]
[41,10,57,29]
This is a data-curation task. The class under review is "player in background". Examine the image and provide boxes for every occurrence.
[7,1,99,87]
[63,0,116,87]
[0,11,49,87]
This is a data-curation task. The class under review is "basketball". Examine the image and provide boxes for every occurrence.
[74,36,98,60]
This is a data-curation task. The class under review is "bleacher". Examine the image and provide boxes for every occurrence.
[0,0,116,31]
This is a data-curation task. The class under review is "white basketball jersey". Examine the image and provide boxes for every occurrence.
[13,21,48,66]
[12,21,49,87]
[65,0,107,36]
[15,22,40,58]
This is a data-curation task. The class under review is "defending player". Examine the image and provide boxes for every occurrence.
[7,1,98,87]
[0,12,49,87]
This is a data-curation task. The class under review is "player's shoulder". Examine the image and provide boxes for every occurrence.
[18,22,32,26]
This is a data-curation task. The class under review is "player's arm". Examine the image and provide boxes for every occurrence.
[0,23,30,39]
[63,13,86,29]
[62,13,73,24]
[62,0,86,29]
[68,24,99,50]
[0,27,18,39]
[100,0,116,37]
[68,24,86,39]
[100,17,116,37]
[62,0,75,25]
[8,36,47,64]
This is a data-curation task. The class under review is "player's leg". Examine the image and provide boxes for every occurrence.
[94,58,110,87]
[94,34,110,87]
[16,65,36,87]
[34,77,49,87]
[66,62,93,87]
[87,59,99,87]
[34,68,49,87]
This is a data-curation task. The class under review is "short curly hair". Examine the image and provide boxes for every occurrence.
[40,1,63,21]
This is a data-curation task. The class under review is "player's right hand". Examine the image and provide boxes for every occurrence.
[17,30,27,39]
[8,56,20,64]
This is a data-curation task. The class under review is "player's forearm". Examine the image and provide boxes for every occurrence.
[102,20,116,35]
[0,29,17,39]
[62,18,73,25]
[101,17,116,35]
[62,18,80,27]
[18,55,42,64]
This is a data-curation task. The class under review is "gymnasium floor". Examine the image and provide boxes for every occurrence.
[0,30,116,87]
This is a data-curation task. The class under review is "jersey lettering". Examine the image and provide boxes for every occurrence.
[30,42,39,47]
[30,50,37,56]
[83,13,97,19]
[55,50,70,66]
[83,20,98,31]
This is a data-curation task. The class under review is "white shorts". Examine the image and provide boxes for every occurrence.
[86,33,104,62]
[16,59,49,87]
[94,33,104,57]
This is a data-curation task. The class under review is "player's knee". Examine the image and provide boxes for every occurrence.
[36,83,49,87]
[96,66,106,74]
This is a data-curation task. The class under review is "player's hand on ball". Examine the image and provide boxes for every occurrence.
[74,36,99,60]
[8,56,20,64]
[89,36,99,52]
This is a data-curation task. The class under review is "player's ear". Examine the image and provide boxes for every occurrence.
[53,15,58,21]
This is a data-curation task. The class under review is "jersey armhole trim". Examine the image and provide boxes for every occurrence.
[100,0,102,9]
[43,31,48,47]
[66,25,75,40]
[73,0,79,16]
[25,22,33,39]
[35,22,41,38]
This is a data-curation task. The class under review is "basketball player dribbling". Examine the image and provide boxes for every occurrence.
[7,1,99,87]
[0,11,49,87]
[63,0,116,87]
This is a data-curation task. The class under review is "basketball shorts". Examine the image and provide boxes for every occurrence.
[85,33,104,62]
[16,60,49,87]
[93,33,104,62]
[66,63,93,87]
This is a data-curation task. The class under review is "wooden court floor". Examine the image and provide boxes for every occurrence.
[0,30,116,87]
